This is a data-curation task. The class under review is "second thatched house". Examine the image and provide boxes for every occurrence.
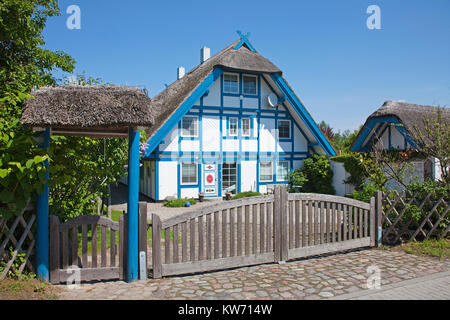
[350,100,449,187]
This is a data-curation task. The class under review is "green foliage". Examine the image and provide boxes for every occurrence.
[0,0,75,218]
[330,153,366,190]
[0,247,36,280]
[297,155,335,195]
[347,181,378,203]
[287,170,308,193]
[49,136,127,221]
[402,239,450,259]
[231,191,261,200]
[163,198,197,208]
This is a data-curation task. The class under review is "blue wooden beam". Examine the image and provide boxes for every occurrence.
[234,30,257,52]
[36,128,50,282]
[127,127,140,282]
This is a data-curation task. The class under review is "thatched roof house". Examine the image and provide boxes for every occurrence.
[21,85,153,137]
[351,100,450,151]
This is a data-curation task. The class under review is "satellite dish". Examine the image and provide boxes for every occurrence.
[267,93,278,108]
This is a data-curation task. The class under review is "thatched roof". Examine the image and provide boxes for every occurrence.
[369,100,449,136]
[352,100,450,150]
[21,85,153,136]
[146,39,282,139]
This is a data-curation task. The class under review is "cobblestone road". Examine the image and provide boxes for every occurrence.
[58,248,450,300]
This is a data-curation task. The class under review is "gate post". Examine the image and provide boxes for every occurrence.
[370,196,376,247]
[152,214,162,279]
[138,202,147,280]
[274,186,288,262]
[49,215,60,284]
[375,191,383,246]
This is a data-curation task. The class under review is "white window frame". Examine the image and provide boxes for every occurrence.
[242,118,251,137]
[181,116,199,138]
[223,73,239,94]
[181,163,198,185]
[277,161,290,182]
[228,117,238,137]
[259,161,273,182]
[278,120,291,139]
[242,74,258,95]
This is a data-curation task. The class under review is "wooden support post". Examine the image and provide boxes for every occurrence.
[274,186,288,262]
[36,128,50,282]
[127,127,140,282]
[138,202,147,280]
[375,191,383,246]
[370,196,376,247]
[152,214,162,279]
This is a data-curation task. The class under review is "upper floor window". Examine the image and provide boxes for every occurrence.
[223,73,239,93]
[242,118,251,137]
[181,116,199,137]
[228,118,238,136]
[243,75,257,95]
[278,120,291,139]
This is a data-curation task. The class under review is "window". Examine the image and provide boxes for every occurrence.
[277,161,289,181]
[181,116,198,137]
[242,118,251,137]
[278,120,290,139]
[223,73,239,93]
[228,118,238,136]
[259,161,273,182]
[243,75,257,95]
[222,162,237,194]
[181,163,198,185]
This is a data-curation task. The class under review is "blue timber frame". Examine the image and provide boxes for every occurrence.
[144,68,331,199]
[351,116,418,152]
[36,128,50,281]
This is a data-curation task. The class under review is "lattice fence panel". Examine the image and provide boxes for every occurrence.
[381,191,449,245]
[0,201,36,280]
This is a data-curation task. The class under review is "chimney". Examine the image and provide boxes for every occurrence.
[200,46,210,64]
[177,66,185,80]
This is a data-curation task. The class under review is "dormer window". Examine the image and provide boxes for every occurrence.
[223,73,239,93]
[243,75,257,95]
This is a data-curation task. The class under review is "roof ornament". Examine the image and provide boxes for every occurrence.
[234,30,257,52]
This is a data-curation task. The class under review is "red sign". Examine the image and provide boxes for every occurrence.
[206,174,214,184]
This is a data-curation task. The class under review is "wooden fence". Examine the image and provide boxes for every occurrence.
[0,201,36,280]
[378,190,450,245]
[150,187,377,278]
[49,214,126,283]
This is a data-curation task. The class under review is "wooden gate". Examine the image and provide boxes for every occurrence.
[49,214,126,284]
[150,187,377,278]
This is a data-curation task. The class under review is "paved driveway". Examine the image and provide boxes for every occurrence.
[58,248,450,300]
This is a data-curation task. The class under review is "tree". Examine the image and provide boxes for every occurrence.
[0,0,75,218]
[409,107,449,185]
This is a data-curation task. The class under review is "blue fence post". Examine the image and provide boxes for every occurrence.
[36,128,50,282]
[127,127,140,282]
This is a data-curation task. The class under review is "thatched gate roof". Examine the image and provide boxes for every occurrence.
[21,85,153,137]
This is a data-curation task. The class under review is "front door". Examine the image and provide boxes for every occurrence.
[222,162,237,195]
[203,163,218,197]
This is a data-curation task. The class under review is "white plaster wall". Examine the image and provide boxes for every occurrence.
[259,118,276,152]
[202,79,221,107]
[241,139,258,152]
[391,126,404,149]
[293,125,308,152]
[158,161,178,200]
[243,97,258,108]
[180,140,200,152]
[202,116,220,152]
[278,141,292,153]
[260,78,276,110]
[223,96,240,108]
[180,188,199,199]
[241,160,257,192]
[223,139,239,152]
[293,160,304,171]
[330,161,354,196]
[159,126,178,152]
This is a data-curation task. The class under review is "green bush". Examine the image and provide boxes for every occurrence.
[347,181,378,203]
[330,153,366,190]
[287,170,308,193]
[163,198,197,207]
[231,191,261,200]
[297,155,335,195]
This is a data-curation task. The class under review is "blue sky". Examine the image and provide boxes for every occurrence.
[43,0,450,132]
